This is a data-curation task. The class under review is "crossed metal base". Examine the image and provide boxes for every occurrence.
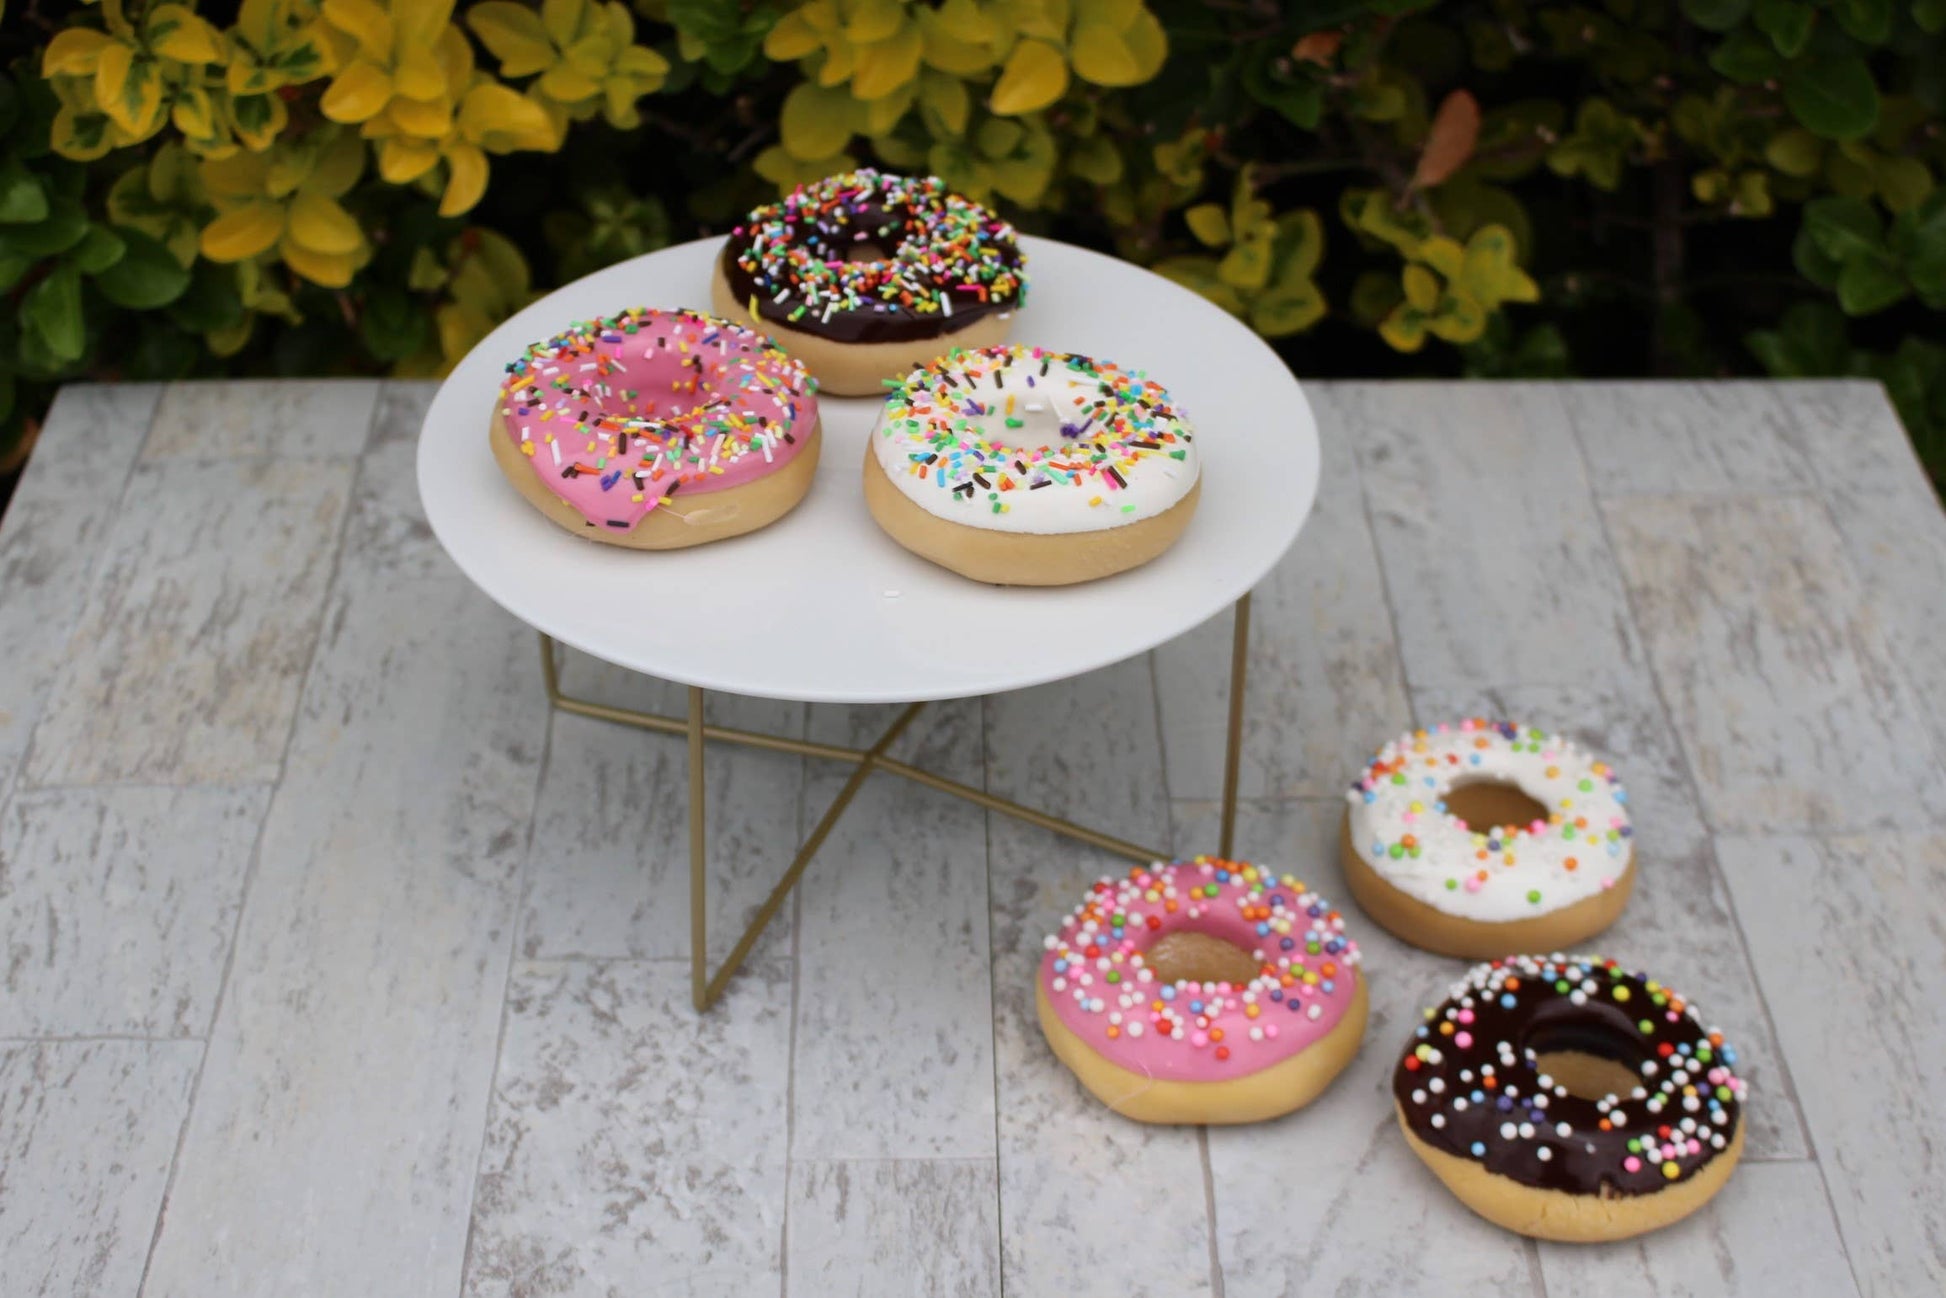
[539,593,1252,1012]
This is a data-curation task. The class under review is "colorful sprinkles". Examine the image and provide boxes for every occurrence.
[1395,956,1745,1196]
[871,343,1199,531]
[726,169,1024,334]
[1346,719,1633,919]
[1040,858,1362,1082]
[496,307,815,532]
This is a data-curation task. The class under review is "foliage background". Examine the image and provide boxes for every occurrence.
[3,0,1943,497]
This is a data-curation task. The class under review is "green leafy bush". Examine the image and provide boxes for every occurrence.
[2,0,1942,486]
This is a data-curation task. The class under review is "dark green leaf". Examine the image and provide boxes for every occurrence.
[0,370,13,426]
[165,260,246,333]
[1,196,89,256]
[124,325,200,382]
[1832,0,1892,44]
[0,75,19,138]
[1917,0,1946,34]
[1753,0,1815,57]
[1895,191,1946,306]
[358,286,429,362]
[1242,50,1324,128]
[21,261,84,362]
[1680,0,1750,30]
[71,225,126,275]
[1709,29,1783,83]
[0,250,33,292]
[1835,255,1908,312]
[0,157,49,225]
[1782,57,1881,138]
[1803,194,1884,261]
[1792,219,1843,287]
[92,227,191,309]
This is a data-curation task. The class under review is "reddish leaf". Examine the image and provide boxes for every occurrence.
[1291,31,1342,67]
[1413,89,1482,189]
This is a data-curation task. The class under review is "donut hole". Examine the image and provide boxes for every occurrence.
[842,238,893,263]
[1143,931,1259,988]
[1445,777,1549,834]
[1526,1018,1649,1102]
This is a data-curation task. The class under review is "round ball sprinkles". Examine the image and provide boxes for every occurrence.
[1040,858,1362,1081]
[872,343,1199,532]
[1395,955,1746,1196]
[1347,720,1633,920]
[496,307,815,532]
[725,169,1024,337]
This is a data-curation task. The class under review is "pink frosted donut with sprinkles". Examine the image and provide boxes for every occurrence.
[491,307,820,550]
[1340,720,1637,959]
[1394,955,1747,1241]
[863,344,1203,586]
[711,169,1024,395]
[1036,858,1368,1125]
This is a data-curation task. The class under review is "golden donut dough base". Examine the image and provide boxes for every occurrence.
[709,257,1012,396]
[1035,971,1369,1126]
[1397,1110,1745,1242]
[488,412,821,550]
[1339,811,1635,960]
[862,445,1202,586]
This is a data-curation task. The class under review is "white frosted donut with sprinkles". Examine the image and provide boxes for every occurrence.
[1036,857,1368,1125]
[1394,955,1747,1241]
[863,344,1202,585]
[1340,720,1637,959]
[489,307,820,550]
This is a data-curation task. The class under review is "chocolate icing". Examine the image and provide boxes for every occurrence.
[722,178,1024,345]
[1393,956,1744,1197]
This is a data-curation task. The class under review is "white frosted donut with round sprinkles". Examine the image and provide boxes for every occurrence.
[862,344,1202,585]
[1340,720,1637,959]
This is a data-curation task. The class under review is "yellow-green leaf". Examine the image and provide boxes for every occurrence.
[860,81,915,134]
[851,23,922,99]
[201,204,285,261]
[96,44,166,136]
[1184,202,1230,247]
[321,0,395,60]
[147,5,225,63]
[307,129,369,196]
[1401,263,1440,311]
[378,134,440,181]
[461,82,558,150]
[439,140,490,215]
[1250,282,1324,336]
[1119,9,1166,80]
[540,0,584,48]
[917,69,969,134]
[387,92,454,137]
[989,39,1067,116]
[1460,223,1538,304]
[1426,290,1486,342]
[764,9,822,60]
[280,236,361,286]
[779,80,856,159]
[1066,132,1122,184]
[1070,22,1141,86]
[844,0,905,45]
[43,27,113,77]
[286,189,363,253]
[538,61,600,103]
[916,10,994,74]
[1416,234,1465,280]
[1379,306,1427,352]
[321,59,395,121]
[469,1,555,76]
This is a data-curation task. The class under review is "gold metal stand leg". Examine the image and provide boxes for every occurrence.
[1218,592,1252,860]
[687,686,708,1010]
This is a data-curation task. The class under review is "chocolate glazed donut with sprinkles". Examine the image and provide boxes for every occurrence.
[489,307,820,550]
[1395,955,1747,1241]
[711,169,1025,395]
[863,344,1202,585]
[1037,858,1368,1125]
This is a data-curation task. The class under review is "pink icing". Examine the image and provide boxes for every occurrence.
[1040,858,1363,1083]
[496,307,817,534]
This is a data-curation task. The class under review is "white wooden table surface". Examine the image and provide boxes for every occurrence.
[1,379,1941,1298]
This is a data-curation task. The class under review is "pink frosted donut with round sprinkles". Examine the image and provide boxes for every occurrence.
[490,307,821,550]
[1036,857,1368,1125]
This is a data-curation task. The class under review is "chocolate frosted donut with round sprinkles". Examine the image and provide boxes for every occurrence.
[1342,720,1637,958]
[711,169,1024,395]
[1394,955,1747,1241]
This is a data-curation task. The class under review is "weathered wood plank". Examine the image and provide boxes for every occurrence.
[0,785,268,1038]
[790,699,995,1161]
[22,455,357,786]
[786,1159,999,1298]
[144,379,380,460]
[1536,1161,1859,1297]
[1348,383,1646,688]
[1173,798,1539,1298]
[984,659,1214,1298]
[1154,384,1412,801]
[1718,833,1946,1295]
[1410,681,1808,1158]
[0,386,161,798]
[1563,381,1816,495]
[465,959,793,1298]
[1605,494,1944,832]
[141,385,550,1297]
[0,1039,200,1298]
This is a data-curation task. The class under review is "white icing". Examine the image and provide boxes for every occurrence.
[869,345,1200,535]
[1345,720,1633,922]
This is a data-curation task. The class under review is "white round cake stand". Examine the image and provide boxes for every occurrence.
[418,234,1319,1009]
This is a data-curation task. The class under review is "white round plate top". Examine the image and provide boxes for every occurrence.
[417,235,1319,704]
